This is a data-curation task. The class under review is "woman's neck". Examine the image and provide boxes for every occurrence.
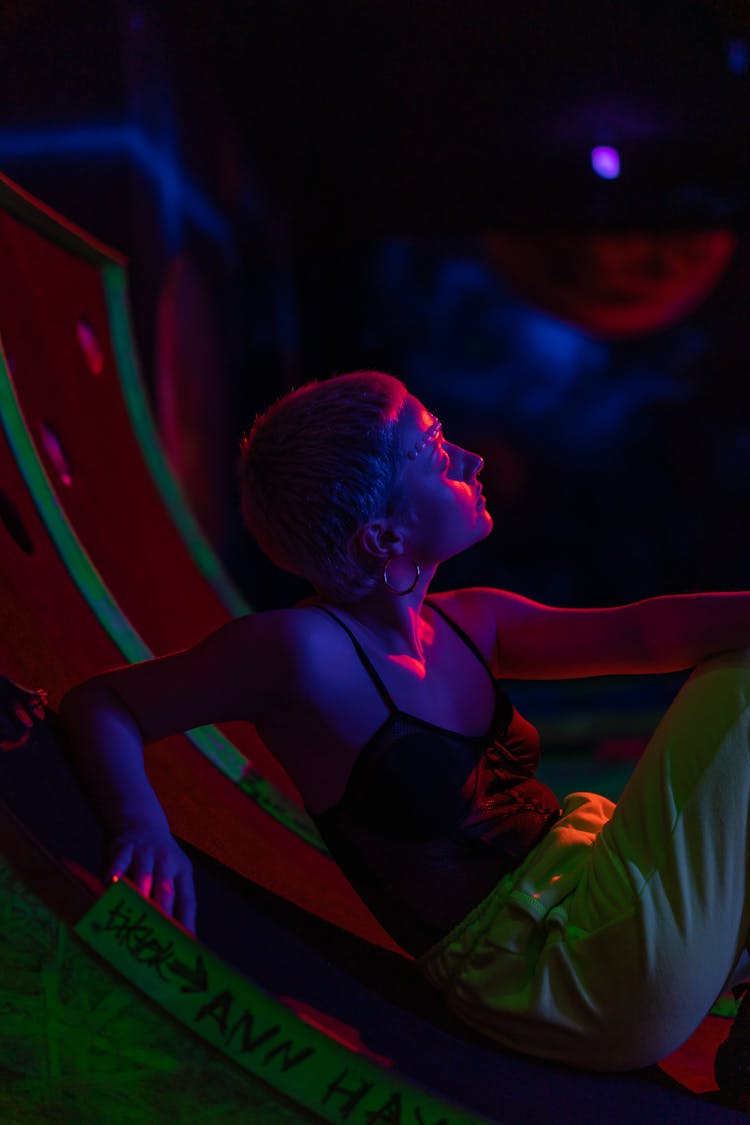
[322,576,437,661]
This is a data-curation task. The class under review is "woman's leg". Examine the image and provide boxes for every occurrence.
[552,647,750,1066]
[422,648,750,1070]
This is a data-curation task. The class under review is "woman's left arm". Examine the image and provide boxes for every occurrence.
[456,588,750,679]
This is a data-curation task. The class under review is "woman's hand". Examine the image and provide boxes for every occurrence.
[105,823,197,935]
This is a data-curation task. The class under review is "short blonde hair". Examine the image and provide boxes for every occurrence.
[239,371,409,602]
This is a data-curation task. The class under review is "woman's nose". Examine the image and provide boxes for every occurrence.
[464,449,484,478]
[453,445,483,479]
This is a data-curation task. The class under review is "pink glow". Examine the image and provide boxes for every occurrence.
[76,317,105,375]
[39,421,73,487]
[591,146,620,179]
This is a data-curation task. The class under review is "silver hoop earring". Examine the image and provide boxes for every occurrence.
[382,556,420,596]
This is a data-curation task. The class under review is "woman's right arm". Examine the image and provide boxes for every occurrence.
[59,609,298,932]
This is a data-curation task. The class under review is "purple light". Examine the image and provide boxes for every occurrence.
[591,146,620,180]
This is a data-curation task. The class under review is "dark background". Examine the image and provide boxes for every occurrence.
[2,0,750,620]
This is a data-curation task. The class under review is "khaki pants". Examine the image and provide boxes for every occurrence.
[419,649,750,1070]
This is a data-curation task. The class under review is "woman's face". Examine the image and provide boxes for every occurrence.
[394,395,492,564]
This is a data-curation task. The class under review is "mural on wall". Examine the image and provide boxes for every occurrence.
[361,234,750,607]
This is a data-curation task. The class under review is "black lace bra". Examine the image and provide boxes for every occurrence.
[309,601,562,955]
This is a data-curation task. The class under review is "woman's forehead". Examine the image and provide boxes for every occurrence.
[401,394,437,437]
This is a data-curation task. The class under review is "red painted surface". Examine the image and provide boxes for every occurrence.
[0,207,294,800]
[485,230,736,338]
[659,1014,727,1094]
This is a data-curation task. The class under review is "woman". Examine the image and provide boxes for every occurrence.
[60,370,750,1090]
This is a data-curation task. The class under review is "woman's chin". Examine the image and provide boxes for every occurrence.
[466,509,493,551]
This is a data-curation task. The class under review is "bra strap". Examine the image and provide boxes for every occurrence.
[425,600,494,680]
[313,606,397,713]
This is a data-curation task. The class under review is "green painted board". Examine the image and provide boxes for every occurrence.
[0,852,316,1125]
[75,878,494,1125]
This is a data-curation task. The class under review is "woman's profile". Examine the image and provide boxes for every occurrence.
[60,369,750,1096]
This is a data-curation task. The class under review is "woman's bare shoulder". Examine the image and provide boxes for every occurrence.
[184,604,354,697]
[65,606,345,743]
[427,587,504,667]
[279,603,365,690]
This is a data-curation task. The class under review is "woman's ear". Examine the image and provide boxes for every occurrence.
[355,520,403,563]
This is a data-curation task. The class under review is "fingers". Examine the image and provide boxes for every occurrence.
[106,839,134,884]
[153,875,176,917]
[174,868,198,935]
[128,847,157,900]
[105,832,197,934]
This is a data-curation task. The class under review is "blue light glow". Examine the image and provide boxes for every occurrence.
[0,123,232,250]
[591,146,621,180]
[727,39,749,75]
